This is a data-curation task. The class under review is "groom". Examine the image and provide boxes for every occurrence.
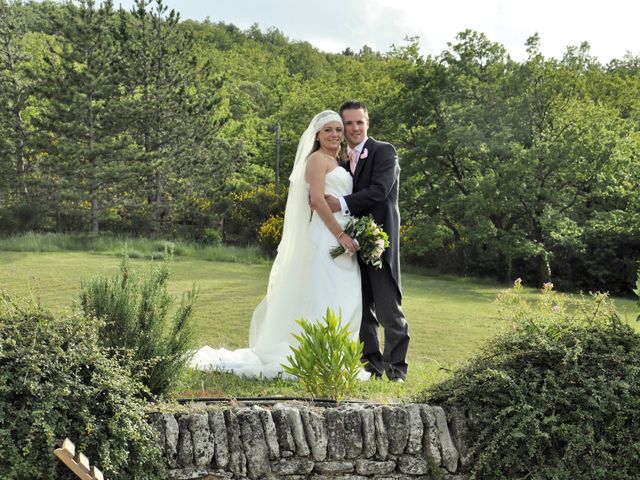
[326,100,410,382]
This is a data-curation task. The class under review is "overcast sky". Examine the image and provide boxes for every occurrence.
[115,0,639,63]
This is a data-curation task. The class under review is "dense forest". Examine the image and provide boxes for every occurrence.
[0,0,638,293]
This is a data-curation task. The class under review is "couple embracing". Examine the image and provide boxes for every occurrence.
[192,101,410,382]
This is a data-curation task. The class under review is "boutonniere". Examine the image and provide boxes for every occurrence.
[360,148,368,159]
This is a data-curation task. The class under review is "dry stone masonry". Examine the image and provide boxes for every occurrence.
[149,402,471,480]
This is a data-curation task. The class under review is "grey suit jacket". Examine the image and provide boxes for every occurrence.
[343,137,401,293]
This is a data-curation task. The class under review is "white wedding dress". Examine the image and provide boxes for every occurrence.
[191,166,362,378]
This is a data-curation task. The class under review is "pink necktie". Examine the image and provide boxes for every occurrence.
[349,149,357,174]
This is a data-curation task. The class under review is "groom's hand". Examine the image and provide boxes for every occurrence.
[324,195,341,213]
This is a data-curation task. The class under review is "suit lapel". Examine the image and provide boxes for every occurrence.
[353,137,374,182]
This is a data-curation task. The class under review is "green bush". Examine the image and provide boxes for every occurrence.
[258,214,283,256]
[422,280,640,479]
[0,203,42,233]
[78,255,197,397]
[283,308,364,401]
[201,227,222,246]
[0,295,164,479]
[224,184,286,245]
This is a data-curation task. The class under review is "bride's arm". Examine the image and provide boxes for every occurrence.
[307,154,358,253]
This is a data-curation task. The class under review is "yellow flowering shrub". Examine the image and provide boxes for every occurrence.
[226,183,286,245]
[258,214,283,256]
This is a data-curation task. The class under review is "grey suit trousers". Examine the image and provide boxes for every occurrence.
[359,259,410,380]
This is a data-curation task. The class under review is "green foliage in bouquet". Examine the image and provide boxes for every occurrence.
[283,308,364,400]
[78,253,197,397]
[0,294,164,479]
[330,214,390,268]
[421,280,640,479]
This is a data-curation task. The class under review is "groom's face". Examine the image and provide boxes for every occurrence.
[342,108,369,148]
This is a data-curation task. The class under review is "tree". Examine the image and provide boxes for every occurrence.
[36,0,121,233]
[116,0,197,233]
[0,0,30,203]
[391,31,640,287]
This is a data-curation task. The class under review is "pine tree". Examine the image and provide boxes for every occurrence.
[37,0,120,232]
[116,0,197,233]
[0,0,31,204]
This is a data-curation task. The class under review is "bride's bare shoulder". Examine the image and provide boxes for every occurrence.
[306,151,331,171]
[305,152,330,183]
[307,151,326,163]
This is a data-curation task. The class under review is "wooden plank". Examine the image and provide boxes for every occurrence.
[75,451,91,473]
[53,437,106,480]
[91,466,104,480]
[62,438,76,457]
[53,447,93,480]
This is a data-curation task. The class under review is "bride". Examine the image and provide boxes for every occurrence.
[191,110,362,378]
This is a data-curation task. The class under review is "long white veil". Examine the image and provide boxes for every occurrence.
[249,110,343,357]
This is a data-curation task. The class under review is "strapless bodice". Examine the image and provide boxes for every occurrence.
[322,166,352,197]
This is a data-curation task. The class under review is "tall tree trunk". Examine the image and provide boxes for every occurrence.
[91,163,99,233]
[532,218,552,285]
[143,129,158,233]
[154,162,162,230]
[505,252,513,284]
[89,95,99,233]
[539,254,551,285]
[16,132,28,200]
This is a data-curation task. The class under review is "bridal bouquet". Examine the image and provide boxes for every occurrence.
[330,215,390,269]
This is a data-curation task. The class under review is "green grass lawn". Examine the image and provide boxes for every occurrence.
[1,245,638,402]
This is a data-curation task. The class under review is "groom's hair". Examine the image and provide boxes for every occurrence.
[339,100,369,120]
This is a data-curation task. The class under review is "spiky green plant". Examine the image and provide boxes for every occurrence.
[283,307,364,401]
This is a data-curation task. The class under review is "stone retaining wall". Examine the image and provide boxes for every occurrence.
[149,402,471,480]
